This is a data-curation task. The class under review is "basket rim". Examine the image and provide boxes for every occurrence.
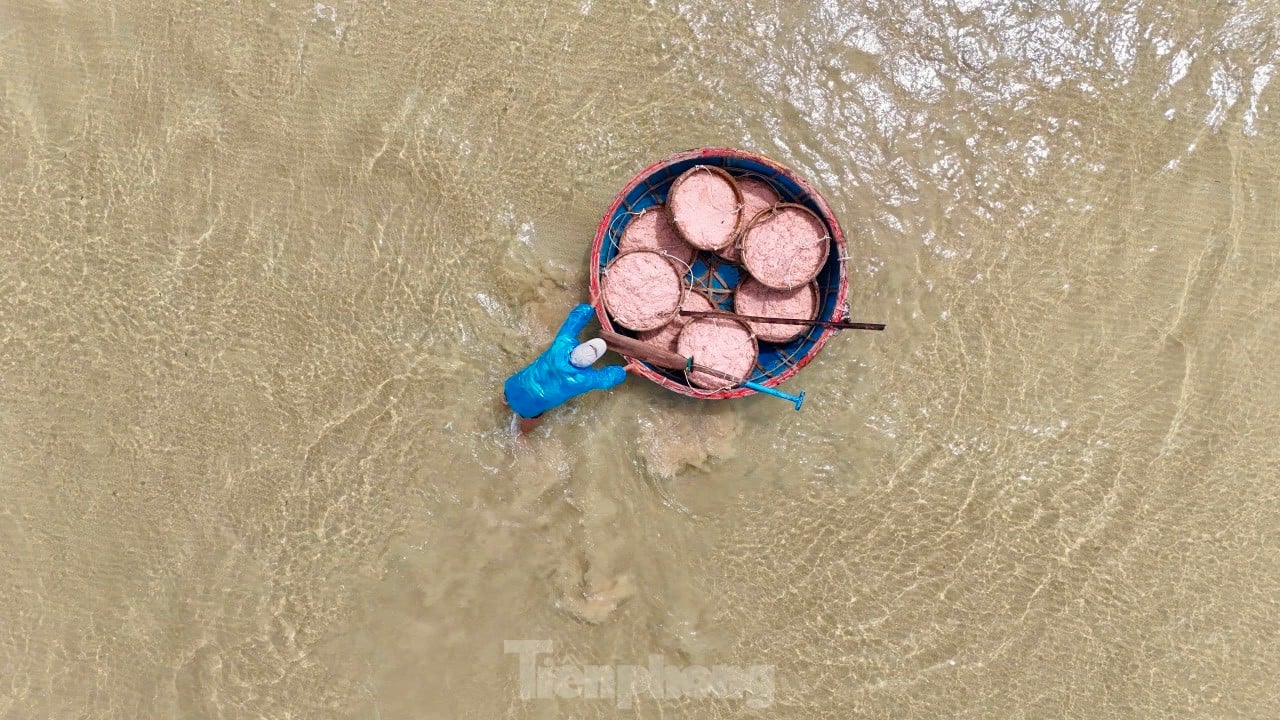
[590,147,850,401]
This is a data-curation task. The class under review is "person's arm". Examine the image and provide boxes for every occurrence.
[554,303,596,344]
[584,365,627,391]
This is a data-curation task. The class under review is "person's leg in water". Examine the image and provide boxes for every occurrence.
[515,413,542,436]
[502,391,542,439]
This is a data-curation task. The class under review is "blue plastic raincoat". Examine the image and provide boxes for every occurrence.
[503,304,626,418]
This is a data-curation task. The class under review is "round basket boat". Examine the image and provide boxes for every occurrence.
[590,147,849,400]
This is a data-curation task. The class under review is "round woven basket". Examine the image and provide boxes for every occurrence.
[676,316,759,393]
[600,249,687,331]
[739,202,831,290]
[665,165,744,251]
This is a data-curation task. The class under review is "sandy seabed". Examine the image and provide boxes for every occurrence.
[2,0,1278,718]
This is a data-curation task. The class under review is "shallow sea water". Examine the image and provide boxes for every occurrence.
[2,0,1278,717]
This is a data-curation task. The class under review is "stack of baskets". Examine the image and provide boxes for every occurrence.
[590,148,849,400]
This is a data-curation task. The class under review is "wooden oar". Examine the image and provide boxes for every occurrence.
[679,310,885,331]
[599,330,805,410]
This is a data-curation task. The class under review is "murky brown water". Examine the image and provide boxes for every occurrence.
[3,0,1279,717]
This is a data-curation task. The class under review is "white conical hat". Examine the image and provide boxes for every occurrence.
[569,338,607,368]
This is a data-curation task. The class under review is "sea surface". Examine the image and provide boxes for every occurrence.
[1,0,1278,717]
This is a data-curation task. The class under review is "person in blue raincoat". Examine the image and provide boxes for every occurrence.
[504,303,635,435]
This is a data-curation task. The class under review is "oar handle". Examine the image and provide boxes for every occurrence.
[600,330,735,383]
[679,310,885,331]
[600,330,689,371]
[743,381,805,411]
